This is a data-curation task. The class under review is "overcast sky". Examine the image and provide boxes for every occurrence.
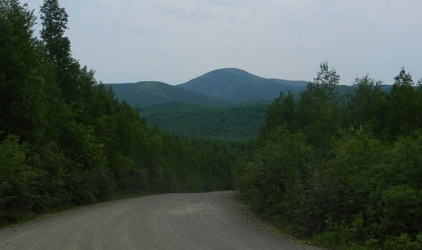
[26,0,421,85]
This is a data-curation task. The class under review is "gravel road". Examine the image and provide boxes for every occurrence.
[0,191,318,250]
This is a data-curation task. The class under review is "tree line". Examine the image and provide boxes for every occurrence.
[0,0,238,225]
[235,62,422,249]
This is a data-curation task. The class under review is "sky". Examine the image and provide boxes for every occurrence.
[25,0,422,85]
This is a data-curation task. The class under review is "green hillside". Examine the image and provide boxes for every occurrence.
[178,68,308,103]
[107,81,232,107]
[140,102,268,141]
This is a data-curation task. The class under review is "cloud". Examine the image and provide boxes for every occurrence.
[25,0,422,84]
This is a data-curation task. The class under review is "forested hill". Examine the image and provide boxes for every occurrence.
[178,68,308,103]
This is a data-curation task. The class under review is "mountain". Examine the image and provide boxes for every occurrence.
[107,81,232,107]
[177,68,309,103]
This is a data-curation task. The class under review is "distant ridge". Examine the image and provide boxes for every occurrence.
[177,68,308,103]
[107,81,232,107]
[106,68,310,107]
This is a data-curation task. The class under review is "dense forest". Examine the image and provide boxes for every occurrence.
[140,102,268,141]
[236,62,422,249]
[0,0,239,225]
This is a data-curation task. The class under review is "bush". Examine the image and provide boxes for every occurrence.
[383,234,422,250]
[0,135,39,223]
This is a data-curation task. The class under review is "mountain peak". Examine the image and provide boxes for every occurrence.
[209,68,251,74]
[178,69,307,103]
[192,68,256,81]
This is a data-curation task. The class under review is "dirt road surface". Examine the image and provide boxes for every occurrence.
[0,191,316,250]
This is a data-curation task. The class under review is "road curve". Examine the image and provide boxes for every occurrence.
[0,191,308,250]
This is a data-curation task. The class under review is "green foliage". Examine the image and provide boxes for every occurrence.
[0,135,45,224]
[387,68,419,137]
[383,233,422,250]
[235,63,422,249]
[259,91,297,140]
[40,0,71,71]
[297,62,342,152]
[312,215,367,249]
[343,75,387,135]
[0,0,47,143]
[235,126,311,224]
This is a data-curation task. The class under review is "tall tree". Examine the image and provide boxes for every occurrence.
[40,0,80,102]
[417,78,422,128]
[40,0,70,70]
[297,62,341,152]
[387,68,418,137]
[344,75,387,135]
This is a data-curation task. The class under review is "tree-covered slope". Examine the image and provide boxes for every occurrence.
[178,68,308,103]
[141,102,268,141]
[107,81,232,107]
